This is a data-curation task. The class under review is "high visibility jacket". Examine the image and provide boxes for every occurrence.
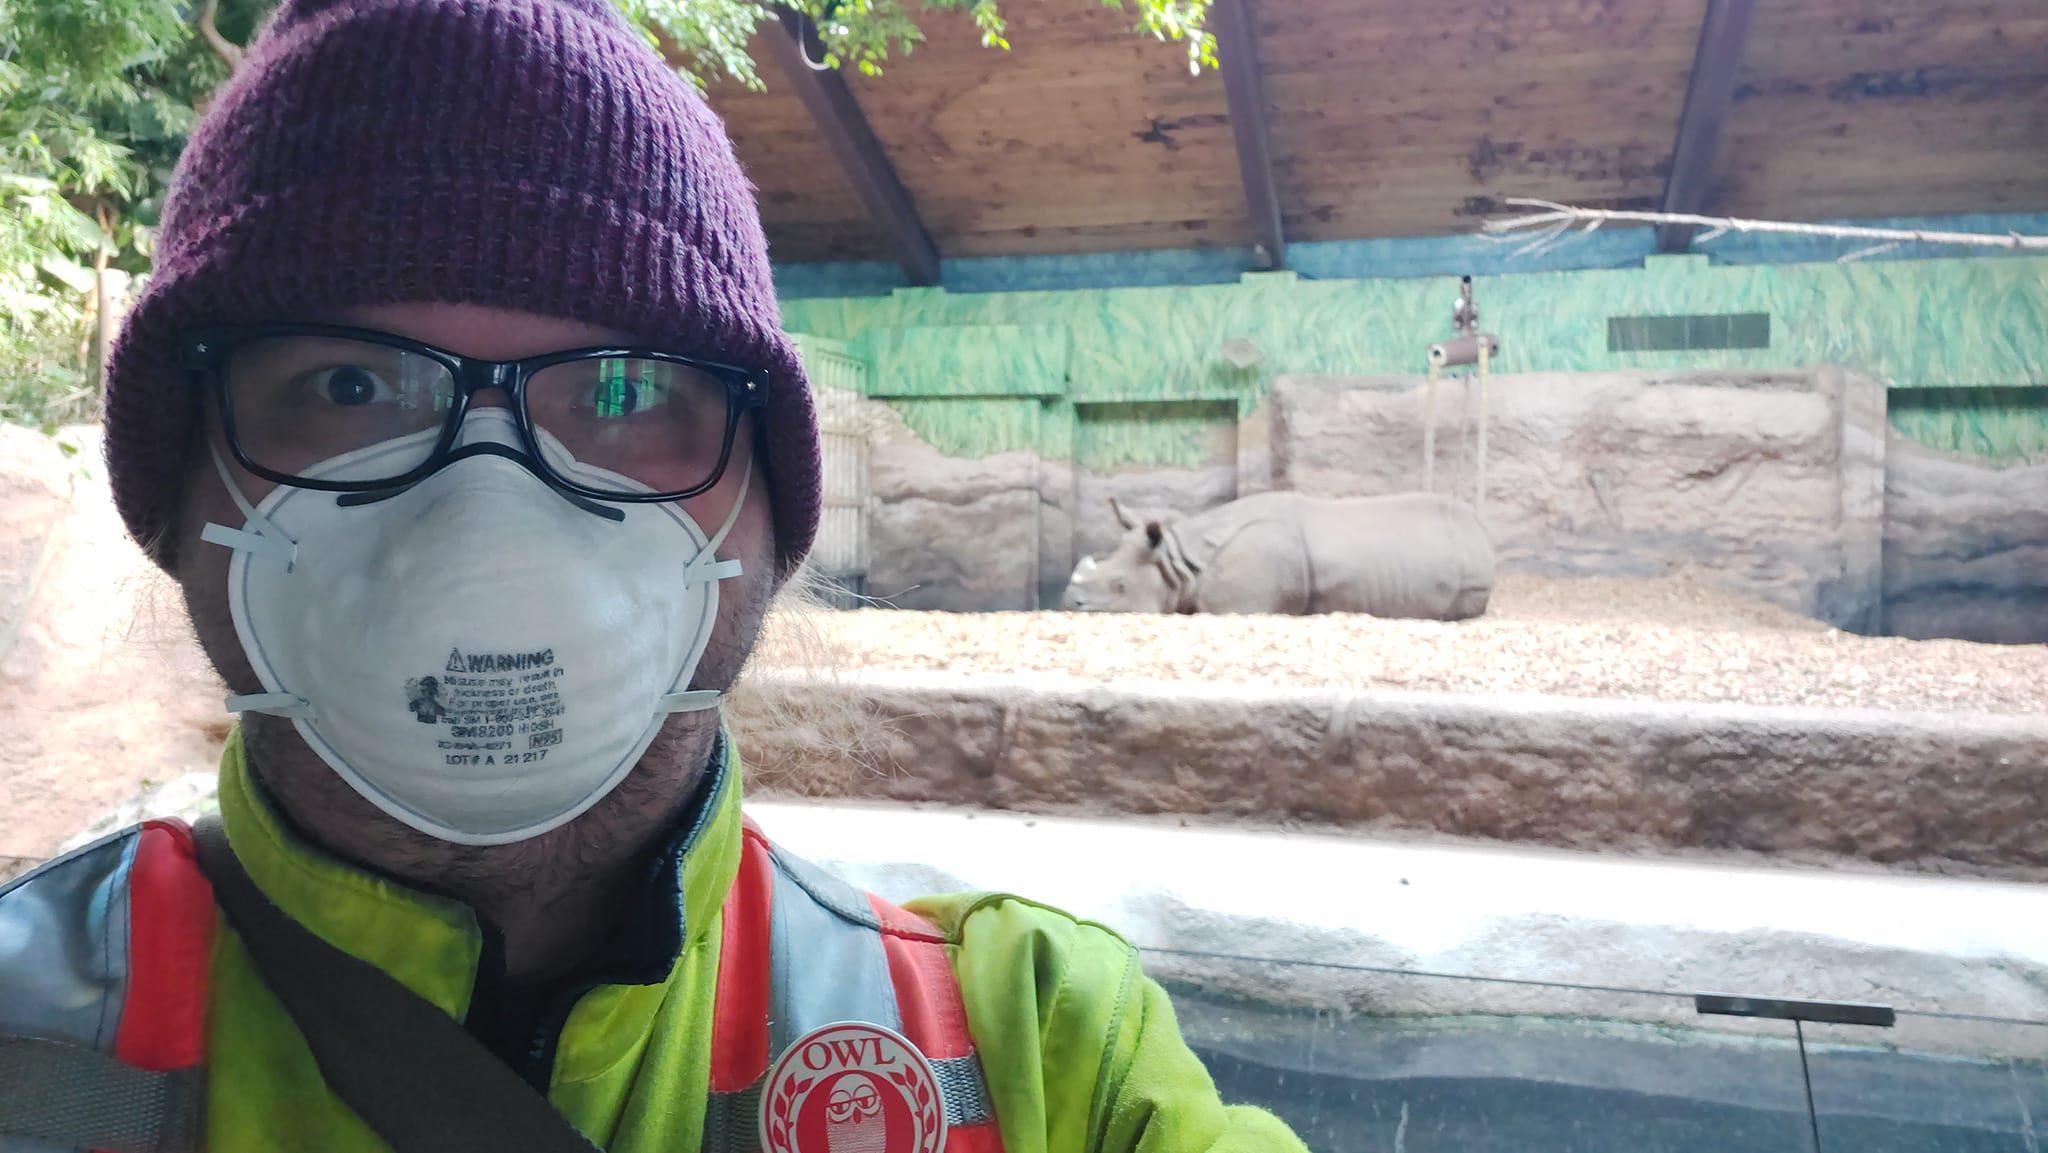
[0,730,1306,1153]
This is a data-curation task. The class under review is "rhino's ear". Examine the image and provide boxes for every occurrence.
[1145,521,1165,548]
[1110,497,1139,530]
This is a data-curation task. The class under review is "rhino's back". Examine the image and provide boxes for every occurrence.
[1172,490,1493,618]
[1298,492,1496,617]
[1168,492,1315,612]
[1179,489,1310,537]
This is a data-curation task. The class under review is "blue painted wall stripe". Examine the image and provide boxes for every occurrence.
[773,212,2048,300]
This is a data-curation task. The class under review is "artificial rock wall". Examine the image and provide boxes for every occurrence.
[735,672,2048,877]
[1267,366,1889,631]
[855,367,1893,627]
[0,426,230,868]
[1882,438,2048,645]
[855,363,2045,642]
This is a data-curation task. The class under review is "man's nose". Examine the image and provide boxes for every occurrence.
[469,385,513,410]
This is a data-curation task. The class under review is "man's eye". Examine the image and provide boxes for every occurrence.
[590,374,671,418]
[307,364,398,407]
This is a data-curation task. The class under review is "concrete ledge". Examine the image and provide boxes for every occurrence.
[753,799,2048,1053]
[735,671,2048,876]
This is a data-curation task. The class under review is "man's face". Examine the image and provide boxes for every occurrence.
[170,301,777,886]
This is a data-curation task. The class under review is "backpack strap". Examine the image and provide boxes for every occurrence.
[0,820,214,1152]
[189,816,600,1153]
[704,819,1005,1153]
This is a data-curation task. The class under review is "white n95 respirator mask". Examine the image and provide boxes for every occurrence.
[201,408,749,845]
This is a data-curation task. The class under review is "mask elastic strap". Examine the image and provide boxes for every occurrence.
[225,691,315,720]
[662,458,758,711]
[199,440,299,568]
[683,454,754,585]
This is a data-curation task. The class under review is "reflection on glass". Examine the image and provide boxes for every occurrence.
[1149,949,2048,1153]
[1804,1013,2048,1153]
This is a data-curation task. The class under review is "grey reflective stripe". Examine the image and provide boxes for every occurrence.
[766,847,901,1057]
[704,847,999,1153]
[0,829,137,1054]
[702,1080,764,1153]
[0,1034,203,1153]
[931,1055,995,1129]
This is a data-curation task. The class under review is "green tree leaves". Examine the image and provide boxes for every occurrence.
[0,0,1213,428]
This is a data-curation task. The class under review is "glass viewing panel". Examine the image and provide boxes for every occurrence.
[1804,1013,2048,1153]
[1147,947,2048,1153]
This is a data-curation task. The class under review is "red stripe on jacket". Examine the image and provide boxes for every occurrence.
[113,819,216,1072]
[710,820,778,1092]
[869,893,1005,1153]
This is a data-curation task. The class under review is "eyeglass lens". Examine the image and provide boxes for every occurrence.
[221,335,733,495]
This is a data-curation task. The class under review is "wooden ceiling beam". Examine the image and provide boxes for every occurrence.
[765,9,941,284]
[1211,0,1286,270]
[1655,0,1758,253]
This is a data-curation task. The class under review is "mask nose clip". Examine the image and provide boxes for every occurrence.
[334,441,626,522]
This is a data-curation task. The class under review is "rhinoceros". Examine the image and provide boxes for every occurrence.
[1062,491,1494,618]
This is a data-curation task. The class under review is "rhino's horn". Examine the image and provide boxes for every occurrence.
[1075,555,1098,575]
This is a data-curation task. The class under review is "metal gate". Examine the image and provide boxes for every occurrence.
[795,336,870,600]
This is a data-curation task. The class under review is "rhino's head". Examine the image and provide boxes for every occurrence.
[1060,499,1195,613]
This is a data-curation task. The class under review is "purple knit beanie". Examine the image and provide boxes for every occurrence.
[103,0,820,574]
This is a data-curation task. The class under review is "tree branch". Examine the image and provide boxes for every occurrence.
[198,0,245,73]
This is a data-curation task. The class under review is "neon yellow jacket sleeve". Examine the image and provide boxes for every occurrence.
[906,893,1309,1153]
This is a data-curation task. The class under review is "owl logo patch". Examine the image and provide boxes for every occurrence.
[761,1022,946,1153]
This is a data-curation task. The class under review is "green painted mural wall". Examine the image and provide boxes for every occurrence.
[892,397,1042,458]
[1890,387,2048,461]
[1074,401,1238,472]
[783,254,2048,466]
[868,325,1069,398]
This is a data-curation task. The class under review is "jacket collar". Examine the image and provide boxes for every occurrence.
[213,726,744,1022]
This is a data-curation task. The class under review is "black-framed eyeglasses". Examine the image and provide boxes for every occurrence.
[181,323,769,504]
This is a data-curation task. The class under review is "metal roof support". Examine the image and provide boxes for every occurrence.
[1655,0,1758,253]
[766,9,942,285]
[1211,0,1286,270]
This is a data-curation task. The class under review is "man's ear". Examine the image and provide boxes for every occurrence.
[1145,521,1164,548]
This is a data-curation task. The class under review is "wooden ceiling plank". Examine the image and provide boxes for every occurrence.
[1655,0,1759,253]
[764,8,942,284]
[1212,0,1287,268]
